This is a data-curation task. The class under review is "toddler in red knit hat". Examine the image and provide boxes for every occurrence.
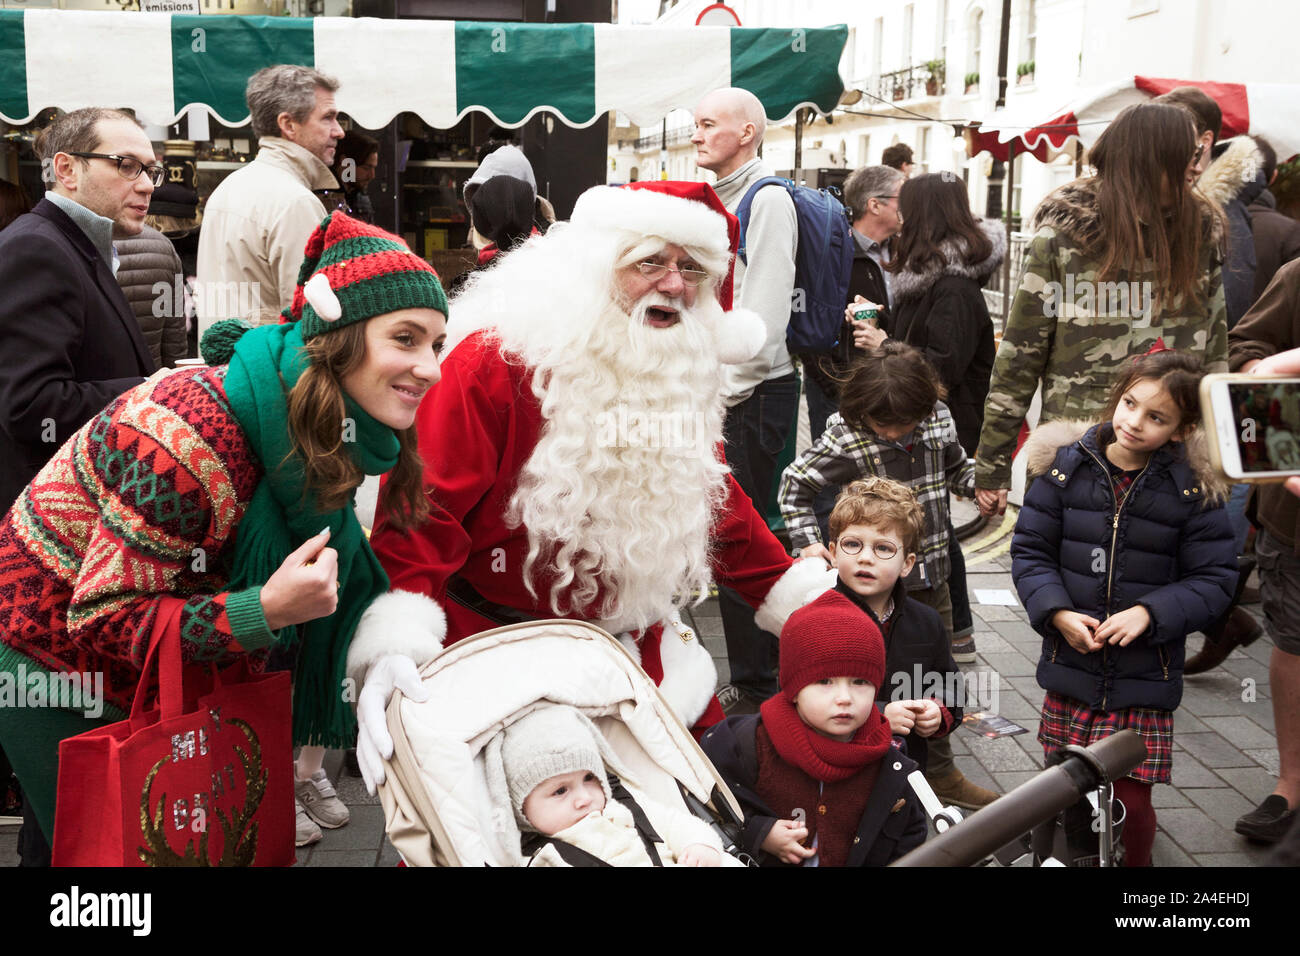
[701,589,927,866]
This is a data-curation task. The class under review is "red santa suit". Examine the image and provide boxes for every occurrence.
[365,181,831,731]
[370,327,826,730]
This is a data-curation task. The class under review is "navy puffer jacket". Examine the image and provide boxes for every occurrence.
[1011,421,1238,711]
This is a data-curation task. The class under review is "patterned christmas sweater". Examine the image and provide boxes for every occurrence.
[0,367,275,718]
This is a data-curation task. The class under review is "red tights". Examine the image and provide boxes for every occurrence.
[1113,778,1156,867]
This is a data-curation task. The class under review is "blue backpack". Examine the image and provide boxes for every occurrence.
[734,177,854,355]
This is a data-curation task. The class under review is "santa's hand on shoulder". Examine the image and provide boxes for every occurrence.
[753,557,838,637]
[347,591,448,794]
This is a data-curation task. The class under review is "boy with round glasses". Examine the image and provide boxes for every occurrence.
[779,343,997,808]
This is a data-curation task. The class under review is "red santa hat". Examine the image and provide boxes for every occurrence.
[569,181,766,365]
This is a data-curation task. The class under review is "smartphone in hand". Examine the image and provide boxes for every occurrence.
[1200,373,1300,481]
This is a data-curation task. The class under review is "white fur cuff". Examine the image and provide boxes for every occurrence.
[716,308,768,366]
[569,185,731,258]
[347,590,448,685]
[754,558,837,638]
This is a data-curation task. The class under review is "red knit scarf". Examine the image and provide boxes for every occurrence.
[759,696,893,782]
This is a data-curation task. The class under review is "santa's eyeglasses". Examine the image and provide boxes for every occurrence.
[635,260,711,287]
[836,537,900,559]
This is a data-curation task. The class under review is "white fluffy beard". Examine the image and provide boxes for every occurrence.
[507,291,733,633]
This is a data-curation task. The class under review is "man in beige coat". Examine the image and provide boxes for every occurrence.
[196,65,343,336]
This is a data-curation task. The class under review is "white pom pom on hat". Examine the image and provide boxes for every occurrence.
[716,308,768,365]
[303,272,342,322]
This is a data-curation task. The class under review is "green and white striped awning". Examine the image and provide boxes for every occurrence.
[0,10,847,130]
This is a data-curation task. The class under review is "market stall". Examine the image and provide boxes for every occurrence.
[967,75,1300,163]
[0,11,847,130]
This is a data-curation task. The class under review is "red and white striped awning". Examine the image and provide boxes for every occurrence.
[969,76,1300,163]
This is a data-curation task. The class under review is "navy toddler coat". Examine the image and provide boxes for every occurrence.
[1010,421,1238,711]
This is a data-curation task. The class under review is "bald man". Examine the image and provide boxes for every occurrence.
[692,87,799,712]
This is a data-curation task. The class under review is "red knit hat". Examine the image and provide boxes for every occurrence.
[779,590,887,699]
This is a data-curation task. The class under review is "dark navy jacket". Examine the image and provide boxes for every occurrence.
[700,714,927,867]
[1010,422,1238,711]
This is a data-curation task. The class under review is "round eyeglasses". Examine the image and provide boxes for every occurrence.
[836,537,900,559]
[635,260,711,287]
[68,152,166,187]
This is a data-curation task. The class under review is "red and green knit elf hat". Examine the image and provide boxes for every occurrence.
[285,210,448,339]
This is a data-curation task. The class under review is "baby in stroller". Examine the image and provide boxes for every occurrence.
[488,705,726,867]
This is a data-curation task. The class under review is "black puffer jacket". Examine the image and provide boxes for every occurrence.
[115,225,187,367]
[1011,420,1238,711]
[888,219,1006,453]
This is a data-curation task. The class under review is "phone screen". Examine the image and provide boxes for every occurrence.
[1229,380,1300,474]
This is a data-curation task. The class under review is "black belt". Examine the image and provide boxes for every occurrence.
[444,575,546,628]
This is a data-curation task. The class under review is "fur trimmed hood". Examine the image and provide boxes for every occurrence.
[1197,136,1266,209]
[1022,418,1232,504]
[889,218,1007,303]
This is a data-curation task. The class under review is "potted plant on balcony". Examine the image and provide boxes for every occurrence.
[924,59,945,96]
[1017,60,1035,85]
[964,72,980,95]
[893,81,907,100]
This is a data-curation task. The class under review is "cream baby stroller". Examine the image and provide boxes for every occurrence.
[374,619,750,866]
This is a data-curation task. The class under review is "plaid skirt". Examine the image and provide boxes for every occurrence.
[1038,691,1174,785]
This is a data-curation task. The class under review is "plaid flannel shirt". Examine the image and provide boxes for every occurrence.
[778,403,976,590]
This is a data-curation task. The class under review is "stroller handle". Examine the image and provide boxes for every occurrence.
[890,730,1148,867]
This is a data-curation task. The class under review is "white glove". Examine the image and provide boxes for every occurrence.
[355,653,429,795]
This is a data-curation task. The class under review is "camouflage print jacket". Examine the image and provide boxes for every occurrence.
[974,177,1228,489]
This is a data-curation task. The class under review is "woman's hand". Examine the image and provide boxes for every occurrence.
[260,528,339,631]
[852,320,888,350]
[975,488,1008,516]
[760,819,816,864]
[1095,605,1151,647]
[1052,609,1103,653]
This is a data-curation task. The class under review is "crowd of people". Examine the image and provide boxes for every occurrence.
[0,66,1298,868]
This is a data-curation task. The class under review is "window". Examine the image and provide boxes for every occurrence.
[859,134,871,165]
[873,17,884,78]
[939,0,950,63]
[902,4,914,66]
[969,8,983,89]
[917,127,930,175]
[1023,0,1037,65]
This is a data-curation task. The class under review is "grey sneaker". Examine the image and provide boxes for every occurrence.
[295,798,322,847]
[951,636,977,664]
[295,769,350,829]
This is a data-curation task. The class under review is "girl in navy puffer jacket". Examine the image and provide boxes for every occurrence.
[1011,351,1238,866]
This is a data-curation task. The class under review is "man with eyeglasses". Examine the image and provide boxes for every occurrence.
[0,105,157,863]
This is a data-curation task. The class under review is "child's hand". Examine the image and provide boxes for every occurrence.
[761,819,816,865]
[884,700,916,735]
[798,542,831,565]
[911,699,943,737]
[677,844,722,867]
[1052,610,1103,653]
[1095,605,1151,647]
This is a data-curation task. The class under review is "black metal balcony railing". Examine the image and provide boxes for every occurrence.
[874,64,943,103]
[633,125,695,151]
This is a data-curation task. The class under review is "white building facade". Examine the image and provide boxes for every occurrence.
[610,0,1300,225]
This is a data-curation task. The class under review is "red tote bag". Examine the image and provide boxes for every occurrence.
[52,597,295,866]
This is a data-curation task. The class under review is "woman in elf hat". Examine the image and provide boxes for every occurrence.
[0,210,448,861]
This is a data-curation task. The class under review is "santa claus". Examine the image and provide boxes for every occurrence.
[347,181,830,790]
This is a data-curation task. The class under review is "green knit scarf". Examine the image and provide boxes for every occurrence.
[223,322,397,748]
